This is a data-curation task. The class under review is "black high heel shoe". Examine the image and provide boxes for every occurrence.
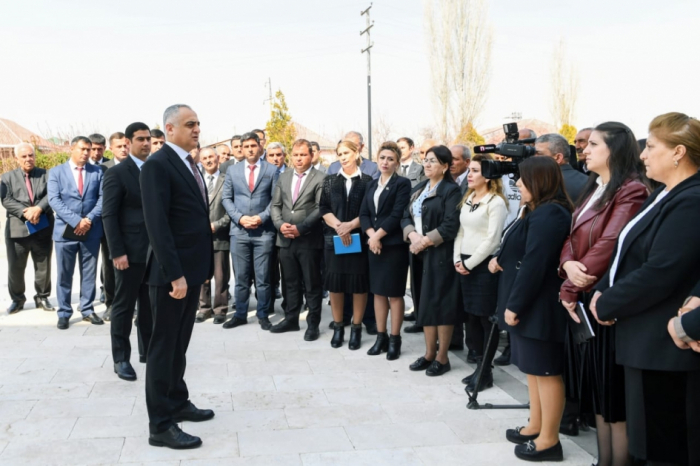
[386,334,401,360]
[348,323,363,350]
[330,322,345,348]
[367,332,388,355]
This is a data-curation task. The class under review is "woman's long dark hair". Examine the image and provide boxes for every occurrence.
[577,122,649,209]
[518,156,573,213]
[426,145,456,183]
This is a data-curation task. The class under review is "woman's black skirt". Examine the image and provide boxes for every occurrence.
[368,243,409,297]
[511,333,565,376]
[459,255,498,317]
[324,245,369,294]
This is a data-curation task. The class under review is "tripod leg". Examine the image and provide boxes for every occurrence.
[466,317,500,403]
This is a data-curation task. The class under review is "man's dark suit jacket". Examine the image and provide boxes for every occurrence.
[140,144,213,287]
[561,163,588,203]
[206,172,231,251]
[596,173,700,372]
[100,158,116,171]
[1,167,54,238]
[102,157,149,263]
[270,167,325,249]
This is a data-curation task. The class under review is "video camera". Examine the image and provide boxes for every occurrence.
[474,123,536,180]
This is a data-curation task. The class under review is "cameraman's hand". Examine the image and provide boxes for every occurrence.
[562,300,579,323]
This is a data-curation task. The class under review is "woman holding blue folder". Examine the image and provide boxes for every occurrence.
[320,140,373,350]
[401,145,462,376]
[359,141,412,360]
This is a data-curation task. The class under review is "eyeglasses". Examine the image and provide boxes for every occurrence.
[423,158,439,166]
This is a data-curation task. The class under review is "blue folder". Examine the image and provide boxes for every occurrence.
[333,233,361,255]
[25,214,49,235]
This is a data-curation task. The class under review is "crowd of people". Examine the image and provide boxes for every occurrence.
[2,105,700,465]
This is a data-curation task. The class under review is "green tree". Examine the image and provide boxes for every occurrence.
[559,124,577,144]
[265,90,296,154]
[455,122,485,147]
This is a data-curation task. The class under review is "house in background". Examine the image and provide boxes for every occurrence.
[0,118,60,158]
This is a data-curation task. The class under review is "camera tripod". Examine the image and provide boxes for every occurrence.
[465,315,530,410]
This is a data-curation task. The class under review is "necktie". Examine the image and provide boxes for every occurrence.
[207,175,215,195]
[292,172,306,204]
[248,165,257,192]
[24,173,34,204]
[185,154,207,204]
[76,167,84,196]
[401,165,408,176]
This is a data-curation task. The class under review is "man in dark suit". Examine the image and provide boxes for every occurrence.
[150,128,166,154]
[2,143,55,314]
[535,133,588,202]
[47,136,105,329]
[327,131,379,179]
[310,141,327,174]
[221,132,278,330]
[397,137,426,188]
[140,104,214,449]
[196,147,231,325]
[269,139,325,340]
[102,122,154,382]
[96,132,129,319]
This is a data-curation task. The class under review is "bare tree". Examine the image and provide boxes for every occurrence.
[372,113,394,152]
[424,0,493,143]
[550,38,580,129]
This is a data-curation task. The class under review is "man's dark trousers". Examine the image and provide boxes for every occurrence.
[6,228,52,302]
[111,262,152,363]
[279,242,322,326]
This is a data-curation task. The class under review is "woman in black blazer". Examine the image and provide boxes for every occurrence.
[359,142,412,360]
[591,113,700,466]
[400,145,462,377]
[490,157,572,462]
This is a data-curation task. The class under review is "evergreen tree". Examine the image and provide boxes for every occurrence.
[265,90,296,153]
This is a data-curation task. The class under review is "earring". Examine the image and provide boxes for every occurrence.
[674,159,679,168]
[443,170,446,174]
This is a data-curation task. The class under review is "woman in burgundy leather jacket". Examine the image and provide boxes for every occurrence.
[559,122,649,466]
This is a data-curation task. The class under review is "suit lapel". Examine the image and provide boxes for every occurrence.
[292,169,315,207]
[376,174,396,214]
[164,146,207,212]
[210,175,224,205]
[252,161,269,193]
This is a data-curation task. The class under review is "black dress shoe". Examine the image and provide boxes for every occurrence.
[259,317,272,331]
[270,319,300,334]
[195,310,212,323]
[466,349,478,364]
[99,288,106,303]
[404,312,416,322]
[348,324,363,350]
[213,314,226,325]
[506,426,539,445]
[304,326,320,341]
[57,317,69,330]
[409,356,434,371]
[364,321,378,336]
[7,301,25,315]
[172,402,215,423]
[494,345,511,366]
[559,420,579,437]
[149,424,202,449]
[114,361,137,381]
[102,307,112,322]
[426,360,451,376]
[34,296,55,312]
[386,334,402,360]
[83,313,104,325]
[404,324,423,333]
[367,332,389,355]
[223,316,248,329]
[514,440,563,462]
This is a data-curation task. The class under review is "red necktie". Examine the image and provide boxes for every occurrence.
[248,165,257,192]
[77,167,84,196]
[25,173,34,204]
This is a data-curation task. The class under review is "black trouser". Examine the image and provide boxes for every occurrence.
[111,262,152,363]
[408,252,424,319]
[465,313,499,359]
[199,250,230,315]
[146,285,198,434]
[6,229,52,302]
[99,235,115,307]
[279,243,323,327]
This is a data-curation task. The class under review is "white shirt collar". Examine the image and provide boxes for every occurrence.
[166,141,190,161]
[68,159,85,171]
[457,171,468,184]
[338,167,361,181]
[247,158,262,170]
[294,166,312,177]
[129,154,145,170]
[204,169,220,178]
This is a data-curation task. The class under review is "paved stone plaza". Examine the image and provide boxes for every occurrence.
[0,215,596,465]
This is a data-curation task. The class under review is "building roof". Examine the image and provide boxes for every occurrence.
[0,118,60,153]
[481,118,558,144]
[292,121,337,150]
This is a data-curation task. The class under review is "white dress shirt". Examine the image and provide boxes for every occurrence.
[374,175,390,212]
[67,159,86,192]
[338,166,361,196]
[205,170,220,192]
[577,177,605,222]
[166,141,205,184]
[290,167,312,200]
[129,154,145,171]
[246,159,262,187]
[456,171,468,186]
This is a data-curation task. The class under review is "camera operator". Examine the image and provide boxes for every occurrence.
[535,133,589,202]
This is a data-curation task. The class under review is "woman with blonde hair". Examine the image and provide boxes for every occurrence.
[454,154,508,392]
[319,140,373,350]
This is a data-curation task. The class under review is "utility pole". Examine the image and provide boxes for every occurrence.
[361,4,374,160]
[263,77,273,111]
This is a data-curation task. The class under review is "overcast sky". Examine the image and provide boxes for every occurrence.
[2,0,699,146]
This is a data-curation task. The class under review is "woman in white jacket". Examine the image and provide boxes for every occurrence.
[454,154,508,392]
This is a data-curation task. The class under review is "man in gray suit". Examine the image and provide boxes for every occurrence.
[1,142,55,314]
[197,148,231,325]
[269,139,325,340]
[310,141,327,174]
[222,132,279,331]
[535,133,589,202]
[397,137,425,187]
